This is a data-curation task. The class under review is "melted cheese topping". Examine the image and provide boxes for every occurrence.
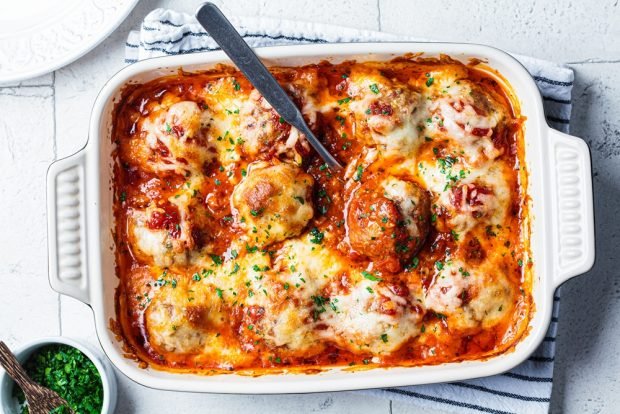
[346,68,424,153]
[113,57,531,375]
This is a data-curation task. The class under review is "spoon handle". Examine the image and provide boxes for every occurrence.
[0,341,33,390]
[195,2,342,170]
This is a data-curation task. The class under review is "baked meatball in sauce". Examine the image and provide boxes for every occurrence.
[346,175,431,272]
[231,161,315,247]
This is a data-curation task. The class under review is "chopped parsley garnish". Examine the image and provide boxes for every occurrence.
[435,260,444,270]
[119,191,127,202]
[232,78,241,91]
[380,333,389,343]
[311,295,329,319]
[165,123,172,133]
[458,267,470,277]
[13,344,103,414]
[411,257,420,269]
[192,273,201,281]
[216,288,223,298]
[369,83,380,94]
[425,76,434,87]
[437,156,458,171]
[362,271,382,282]
[210,254,223,266]
[309,227,324,244]
[250,208,264,217]
[353,165,364,181]
[337,97,352,105]
[451,230,460,241]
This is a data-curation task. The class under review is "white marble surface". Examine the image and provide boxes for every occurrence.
[1,0,619,412]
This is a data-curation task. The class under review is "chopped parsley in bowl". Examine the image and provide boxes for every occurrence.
[13,344,103,414]
[0,337,117,414]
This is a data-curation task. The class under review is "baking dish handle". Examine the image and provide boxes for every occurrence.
[47,149,90,304]
[548,128,595,288]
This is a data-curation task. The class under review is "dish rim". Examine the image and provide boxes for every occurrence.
[46,41,595,393]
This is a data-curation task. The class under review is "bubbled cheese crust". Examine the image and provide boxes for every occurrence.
[231,162,314,247]
[113,57,531,374]
[347,69,424,153]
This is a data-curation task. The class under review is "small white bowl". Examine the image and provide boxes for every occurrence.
[0,337,117,414]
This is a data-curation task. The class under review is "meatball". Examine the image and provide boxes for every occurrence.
[426,80,507,163]
[347,70,423,152]
[128,205,190,267]
[347,177,431,272]
[424,259,513,330]
[238,89,311,159]
[231,162,314,247]
[132,100,214,174]
[318,282,424,354]
[164,101,205,140]
[239,89,289,156]
[145,280,226,355]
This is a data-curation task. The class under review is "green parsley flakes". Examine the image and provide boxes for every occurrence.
[13,345,103,414]
[425,75,434,87]
[353,165,364,182]
[210,254,223,266]
[309,227,324,244]
[362,270,382,282]
[337,97,351,105]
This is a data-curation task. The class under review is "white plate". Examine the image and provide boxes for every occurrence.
[0,0,139,83]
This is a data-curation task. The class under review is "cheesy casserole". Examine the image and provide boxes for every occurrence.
[112,55,532,374]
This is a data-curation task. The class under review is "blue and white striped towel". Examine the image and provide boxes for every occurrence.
[126,9,573,413]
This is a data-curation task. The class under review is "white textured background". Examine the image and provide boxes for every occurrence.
[1,0,619,413]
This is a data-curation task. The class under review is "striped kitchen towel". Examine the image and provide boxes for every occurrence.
[126,9,573,413]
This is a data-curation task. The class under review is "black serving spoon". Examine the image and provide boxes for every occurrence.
[195,2,343,170]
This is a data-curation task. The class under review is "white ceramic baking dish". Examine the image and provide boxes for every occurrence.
[46,42,595,393]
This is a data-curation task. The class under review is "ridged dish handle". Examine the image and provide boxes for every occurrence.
[548,128,595,288]
[47,150,90,304]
